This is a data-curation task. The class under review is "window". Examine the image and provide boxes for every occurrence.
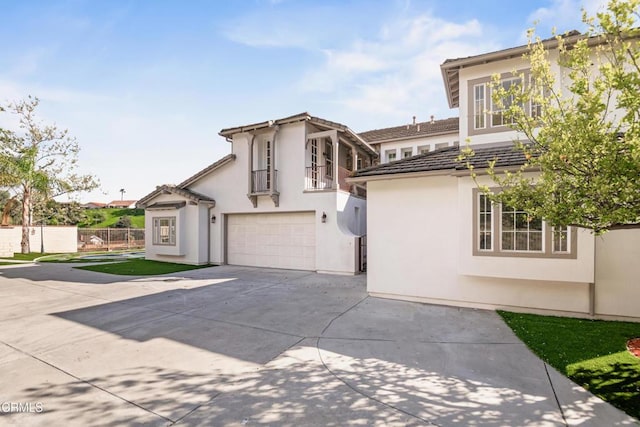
[491,77,522,127]
[473,190,576,258]
[324,139,333,178]
[530,76,544,119]
[500,205,543,252]
[385,149,397,163]
[552,226,570,253]
[469,71,544,137]
[435,142,449,150]
[153,217,176,245]
[473,84,486,129]
[478,194,492,251]
[418,145,430,154]
[401,147,413,158]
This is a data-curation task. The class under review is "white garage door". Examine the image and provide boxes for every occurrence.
[227,212,316,270]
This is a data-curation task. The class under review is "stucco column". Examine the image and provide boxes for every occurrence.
[332,135,339,190]
[270,126,279,194]
[248,135,255,194]
[352,146,358,172]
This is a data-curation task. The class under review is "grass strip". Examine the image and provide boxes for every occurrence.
[75,259,212,276]
[498,310,640,419]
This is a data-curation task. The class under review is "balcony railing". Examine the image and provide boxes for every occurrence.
[305,165,333,190]
[251,169,278,193]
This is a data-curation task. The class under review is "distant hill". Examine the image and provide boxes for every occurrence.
[78,208,145,228]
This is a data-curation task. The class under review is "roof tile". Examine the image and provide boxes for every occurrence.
[353,144,527,178]
[359,117,459,143]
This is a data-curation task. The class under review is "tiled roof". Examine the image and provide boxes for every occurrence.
[107,200,138,206]
[352,144,527,178]
[218,112,377,157]
[137,185,215,208]
[359,117,459,143]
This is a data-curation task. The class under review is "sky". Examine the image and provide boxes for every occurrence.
[0,0,606,203]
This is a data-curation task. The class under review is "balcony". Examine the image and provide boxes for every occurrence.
[305,165,333,190]
[251,169,278,193]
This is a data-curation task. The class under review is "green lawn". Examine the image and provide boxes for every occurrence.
[499,311,640,419]
[75,259,211,275]
[0,252,55,261]
[79,208,145,228]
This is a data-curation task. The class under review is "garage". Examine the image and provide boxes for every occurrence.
[226,212,316,270]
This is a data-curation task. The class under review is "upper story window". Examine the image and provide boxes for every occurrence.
[468,71,535,137]
[491,77,523,127]
[418,145,430,154]
[401,147,413,158]
[385,149,397,163]
[473,190,576,259]
[473,84,486,129]
[324,139,333,178]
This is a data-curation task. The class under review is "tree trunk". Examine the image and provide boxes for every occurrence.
[21,187,31,254]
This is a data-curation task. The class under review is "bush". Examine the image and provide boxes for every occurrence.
[114,215,132,228]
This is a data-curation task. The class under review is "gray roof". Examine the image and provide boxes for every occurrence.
[359,117,459,143]
[352,144,527,178]
[219,112,378,157]
[441,30,584,109]
[137,185,215,209]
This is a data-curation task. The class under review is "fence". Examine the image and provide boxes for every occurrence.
[78,228,145,252]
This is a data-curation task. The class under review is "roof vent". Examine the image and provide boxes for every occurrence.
[412,115,416,125]
[430,115,435,124]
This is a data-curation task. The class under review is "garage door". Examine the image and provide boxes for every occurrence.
[227,212,316,270]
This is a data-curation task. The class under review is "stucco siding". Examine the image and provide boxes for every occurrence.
[595,229,640,318]
[367,176,594,315]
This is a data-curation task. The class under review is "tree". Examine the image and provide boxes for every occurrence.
[119,188,125,201]
[463,0,640,234]
[0,96,99,252]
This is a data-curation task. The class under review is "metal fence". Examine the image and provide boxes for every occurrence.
[78,228,145,252]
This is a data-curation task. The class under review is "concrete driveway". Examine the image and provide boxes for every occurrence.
[0,263,635,426]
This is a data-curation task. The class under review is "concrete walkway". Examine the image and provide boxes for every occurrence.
[0,263,635,426]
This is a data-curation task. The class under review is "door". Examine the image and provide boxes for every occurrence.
[227,212,316,270]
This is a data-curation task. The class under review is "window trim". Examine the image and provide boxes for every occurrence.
[490,76,523,128]
[401,147,413,158]
[385,149,397,163]
[417,144,430,154]
[467,70,532,137]
[473,83,486,130]
[472,189,577,259]
[153,216,177,246]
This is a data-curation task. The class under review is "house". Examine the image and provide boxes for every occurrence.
[359,116,459,163]
[138,112,376,274]
[349,33,640,319]
[107,200,138,209]
[81,202,106,209]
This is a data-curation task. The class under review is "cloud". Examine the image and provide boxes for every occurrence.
[527,0,609,34]
[298,13,497,124]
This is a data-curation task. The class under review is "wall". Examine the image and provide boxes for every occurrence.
[0,226,77,256]
[144,200,214,266]
[595,229,640,319]
[376,132,458,163]
[367,175,598,316]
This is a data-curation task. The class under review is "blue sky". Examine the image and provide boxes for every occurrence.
[0,0,605,203]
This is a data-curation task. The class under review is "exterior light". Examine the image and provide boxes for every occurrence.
[211,214,216,224]
[321,212,327,223]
